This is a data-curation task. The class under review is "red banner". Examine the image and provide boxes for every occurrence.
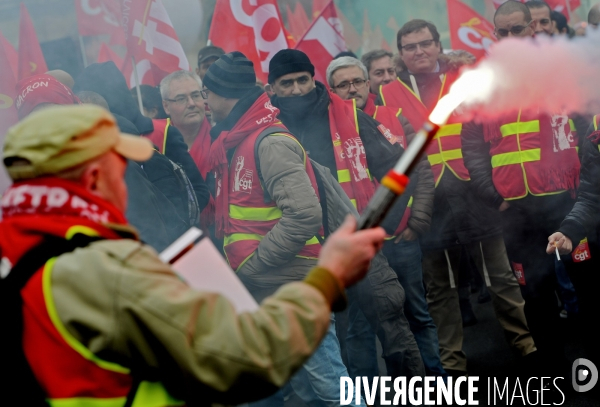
[97,42,124,67]
[17,3,48,80]
[286,3,310,41]
[120,0,189,82]
[0,36,18,137]
[447,0,496,61]
[295,0,346,84]
[75,0,126,45]
[209,0,290,84]
[0,32,18,79]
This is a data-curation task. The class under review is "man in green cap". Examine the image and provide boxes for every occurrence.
[0,104,385,406]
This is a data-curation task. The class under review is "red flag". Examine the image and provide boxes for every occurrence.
[17,3,48,80]
[120,51,169,88]
[0,31,18,79]
[97,42,124,67]
[0,37,18,137]
[312,0,329,19]
[294,3,311,34]
[295,0,346,84]
[120,0,189,79]
[75,0,126,46]
[209,0,290,84]
[447,0,496,61]
[287,3,310,41]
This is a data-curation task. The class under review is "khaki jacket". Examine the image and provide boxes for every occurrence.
[50,237,339,404]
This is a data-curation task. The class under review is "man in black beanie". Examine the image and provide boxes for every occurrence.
[268,49,426,380]
[203,51,362,407]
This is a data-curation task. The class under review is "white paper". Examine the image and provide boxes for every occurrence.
[171,237,259,313]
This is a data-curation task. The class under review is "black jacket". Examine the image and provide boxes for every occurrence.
[559,123,600,244]
[389,60,502,249]
[73,62,209,211]
[271,82,413,235]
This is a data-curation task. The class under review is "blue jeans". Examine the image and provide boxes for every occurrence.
[250,314,362,407]
[383,239,446,376]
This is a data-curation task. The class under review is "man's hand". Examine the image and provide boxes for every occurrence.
[547,232,573,255]
[317,215,386,288]
[394,227,418,243]
[499,201,511,212]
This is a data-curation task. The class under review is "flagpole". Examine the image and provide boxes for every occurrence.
[131,55,144,114]
[78,35,88,68]
[565,0,573,22]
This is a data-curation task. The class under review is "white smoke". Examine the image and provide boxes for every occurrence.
[433,29,600,124]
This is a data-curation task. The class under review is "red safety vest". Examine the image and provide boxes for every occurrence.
[380,74,470,186]
[371,106,407,149]
[223,130,323,271]
[485,110,579,200]
[20,232,184,406]
[145,119,171,154]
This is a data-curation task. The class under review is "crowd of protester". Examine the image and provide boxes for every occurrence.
[3,0,600,405]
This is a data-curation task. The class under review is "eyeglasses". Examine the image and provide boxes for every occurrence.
[334,78,367,92]
[200,89,210,99]
[165,92,203,105]
[400,39,437,52]
[495,20,533,38]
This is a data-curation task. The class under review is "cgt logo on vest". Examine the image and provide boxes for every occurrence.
[572,238,592,263]
[550,114,574,152]
[233,156,253,193]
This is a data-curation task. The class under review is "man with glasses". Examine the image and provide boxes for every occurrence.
[379,19,535,377]
[525,0,553,36]
[159,71,215,229]
[268,49,426,380]
[327,56,444,377]
[462,0,581,381]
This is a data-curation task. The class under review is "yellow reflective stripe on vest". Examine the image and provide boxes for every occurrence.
[428,149,464,165]
[569,119,576,132]
[229,205,282,221]
[350,198,357,208]
[225,233,317,247]
[594,115,598,131]
[434,123,462,138]
[491,148,541,168]
[48,397,126,407]
[131,381,185,407]
[43,258,130,374]
[48,381,185,407]
[162,118,170,155]
[500,120,539,137]
[337,169,372,183]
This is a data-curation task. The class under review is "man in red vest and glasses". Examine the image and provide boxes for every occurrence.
[379,18,535,377]
[462,0,580,378]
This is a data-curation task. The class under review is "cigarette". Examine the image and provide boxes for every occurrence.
[554,242,561,261]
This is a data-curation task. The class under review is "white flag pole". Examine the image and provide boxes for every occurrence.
[78,35,88,67]
[131,55,144,114]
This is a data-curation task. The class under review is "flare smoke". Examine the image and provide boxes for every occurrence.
[440,30,600,123]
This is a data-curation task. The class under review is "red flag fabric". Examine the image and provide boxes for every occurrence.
[286,3,310,41]
[75,0,126,45]
[120,51,168,88]
[294,3,311,35]
[97,42,124,67]
[209,0,290,84]
[120,0,189,81]
[312,0,329,19]
[0,37,18,136]
[0,32,18,79]
[17,3,48,80]
[447,0,496,61]
[295,0,346,84]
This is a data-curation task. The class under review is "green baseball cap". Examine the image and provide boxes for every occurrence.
[3,104,153,181]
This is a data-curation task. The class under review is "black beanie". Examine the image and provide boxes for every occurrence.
[268,49,315,84]
[203,51,257,99]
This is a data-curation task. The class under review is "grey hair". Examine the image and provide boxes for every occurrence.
[326,57,369,88]
[159,70,202,99]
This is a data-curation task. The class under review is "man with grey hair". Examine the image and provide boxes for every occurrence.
[328,56,444,377]
[157,71,214,222]
[361,50,397,95]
